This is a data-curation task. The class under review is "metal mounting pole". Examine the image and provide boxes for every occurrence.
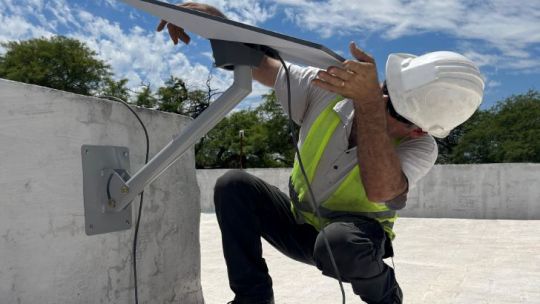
[108,65,252,211]
[83,39,266,235]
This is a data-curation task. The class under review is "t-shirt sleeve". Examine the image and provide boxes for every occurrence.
[396,135,438,190]
[273,63,334,126]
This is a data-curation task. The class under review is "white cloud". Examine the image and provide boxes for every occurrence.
[44,0,79,29]
[181,0,277,25]
[461,50,500,68]
[274,0,540,70]
[0,0,278,101]
[99,0,121,9]
[69,13,218,91]
[0,11,53,53]
[487,80,501,89]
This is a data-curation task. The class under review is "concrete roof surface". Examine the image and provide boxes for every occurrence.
[200,214,540,304]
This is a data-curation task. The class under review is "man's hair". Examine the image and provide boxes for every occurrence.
[382,81,413,126]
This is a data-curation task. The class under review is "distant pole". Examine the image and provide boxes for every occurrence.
[239,130,245,169]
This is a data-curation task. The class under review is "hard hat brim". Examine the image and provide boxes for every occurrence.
[385,53,420,124]
[427,128,451,138]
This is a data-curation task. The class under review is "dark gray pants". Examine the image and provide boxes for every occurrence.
[214,170,398,304]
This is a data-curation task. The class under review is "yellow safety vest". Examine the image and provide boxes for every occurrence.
[289,97,399,239]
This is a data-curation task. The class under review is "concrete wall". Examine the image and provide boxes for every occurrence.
[197,164,540,219]
[0,79,203,304]
[400,163,540,219]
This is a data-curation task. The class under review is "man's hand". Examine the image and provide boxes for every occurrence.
[314,42,408,203]
[312,42,383,109]
[156,2,226,45]
[155,2,280,88]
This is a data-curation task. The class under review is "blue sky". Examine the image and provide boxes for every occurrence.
[1,0,539,110]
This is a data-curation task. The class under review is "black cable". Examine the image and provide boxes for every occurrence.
[99,95,149,304]
[275,57,346,304]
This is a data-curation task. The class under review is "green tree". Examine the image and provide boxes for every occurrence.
[195,90,297,168]
[195,110,261,168]
[445,90,540,163]
[435,118,470,164]
[183,73,219,119]
[255,90,296,167]
[0,36,111,95]
[135,84,157,108]
[157,76,188,114]
[100,77,130,101]
[155,75,216,118]
[184,89,210,118]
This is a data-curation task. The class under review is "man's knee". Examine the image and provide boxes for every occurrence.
[214,169,254,210]
[214,169,250,193]
[313,222,381,279]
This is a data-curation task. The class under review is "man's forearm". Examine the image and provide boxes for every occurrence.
[308,42,408,202]
[354,99,407,202]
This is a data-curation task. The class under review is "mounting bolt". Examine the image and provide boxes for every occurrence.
[123,151,129,158]
[108,199,117,208]
[121,186,129,193]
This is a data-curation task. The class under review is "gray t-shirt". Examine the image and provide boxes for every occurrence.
[273,63,438,203]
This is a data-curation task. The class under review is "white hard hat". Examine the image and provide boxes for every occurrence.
[385,51,485,138]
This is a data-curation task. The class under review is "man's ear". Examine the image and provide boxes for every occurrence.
[409,127,427,138]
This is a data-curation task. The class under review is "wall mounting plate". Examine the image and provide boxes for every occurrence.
[81,145,132,235]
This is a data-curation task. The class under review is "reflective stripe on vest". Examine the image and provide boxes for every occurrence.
[289,96,399,239]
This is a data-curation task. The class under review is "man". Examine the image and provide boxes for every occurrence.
[158,3,485,304]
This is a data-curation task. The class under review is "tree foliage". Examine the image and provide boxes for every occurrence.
[157,76,188,114]
[135,83,157,108]
[100,77,130,101]
[255,91,297,166]
[0,36,111,95]
[437,90,540,163]
[152,75,215,118]
[195,91,297,168]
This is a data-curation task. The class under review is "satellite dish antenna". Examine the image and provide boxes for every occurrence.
[82,0,345,235]
[122,0,344,69]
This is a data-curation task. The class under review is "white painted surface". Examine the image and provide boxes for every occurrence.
[200,213,540,304]
[197,165,540,219]
[0,79,203,304]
